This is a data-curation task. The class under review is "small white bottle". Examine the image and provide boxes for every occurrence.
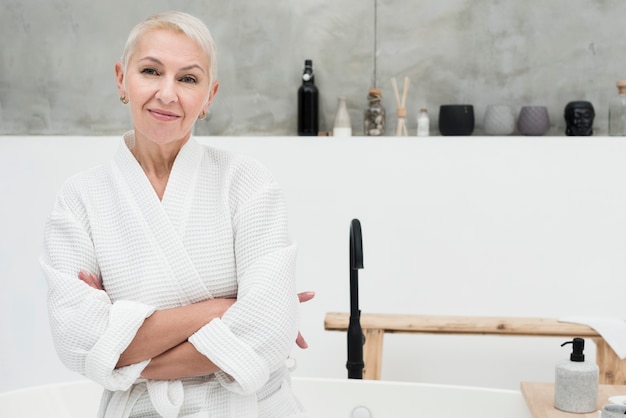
[417,108,429,136]
[554,338,598,414]
[333,96,352,137]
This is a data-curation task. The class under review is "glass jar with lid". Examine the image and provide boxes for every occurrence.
[363,88,385,136]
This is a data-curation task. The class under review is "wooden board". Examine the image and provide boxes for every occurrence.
[520,382,626,418]
[325,312,603,336]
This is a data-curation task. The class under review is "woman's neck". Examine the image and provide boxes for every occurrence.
[131,138,185,200]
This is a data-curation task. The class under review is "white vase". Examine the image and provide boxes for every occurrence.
[483,105,515,135]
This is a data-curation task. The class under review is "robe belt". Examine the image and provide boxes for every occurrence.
[104,380,184,418]
[102,379,258,417]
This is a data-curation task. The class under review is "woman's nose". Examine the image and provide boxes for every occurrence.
[155,78,178,104]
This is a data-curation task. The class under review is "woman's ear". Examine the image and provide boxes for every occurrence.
[202,80,220,114]
[114,62,126,98]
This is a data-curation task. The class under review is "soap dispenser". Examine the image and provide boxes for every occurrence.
[554,338,598,413]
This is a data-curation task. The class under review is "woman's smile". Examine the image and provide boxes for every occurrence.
[148,107,181,122]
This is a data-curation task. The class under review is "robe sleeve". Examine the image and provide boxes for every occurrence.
[40,178,156,391]
[189,159,299,395]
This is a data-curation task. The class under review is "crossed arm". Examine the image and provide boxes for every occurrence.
[78,271,314,380]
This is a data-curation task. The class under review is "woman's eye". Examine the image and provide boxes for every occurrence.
[141,68,159,76]
[180,76,197,84]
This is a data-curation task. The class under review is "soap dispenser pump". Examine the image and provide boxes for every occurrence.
[554,338,598,413]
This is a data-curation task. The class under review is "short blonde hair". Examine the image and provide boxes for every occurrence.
[121,11,218,87]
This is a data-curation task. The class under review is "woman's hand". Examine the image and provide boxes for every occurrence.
[78,270,103,290]
[295,291,315,349]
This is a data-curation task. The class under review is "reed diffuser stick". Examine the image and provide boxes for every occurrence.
[391,76,410,136]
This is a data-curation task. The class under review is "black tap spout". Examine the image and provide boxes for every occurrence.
[347,219,364,379]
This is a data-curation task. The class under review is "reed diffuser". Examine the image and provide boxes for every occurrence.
[391,76,410,136]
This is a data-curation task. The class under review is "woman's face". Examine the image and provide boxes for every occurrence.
[115,29,218,148]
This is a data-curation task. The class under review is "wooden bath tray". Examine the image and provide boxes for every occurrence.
[521,381,626,418]
[324,312,626,384]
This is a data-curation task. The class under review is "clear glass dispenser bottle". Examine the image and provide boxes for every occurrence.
[609,80,626,136]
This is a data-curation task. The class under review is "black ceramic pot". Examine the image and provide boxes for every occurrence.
[438,105,475,136]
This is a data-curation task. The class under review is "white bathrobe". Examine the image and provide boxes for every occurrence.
[40,132,304,417]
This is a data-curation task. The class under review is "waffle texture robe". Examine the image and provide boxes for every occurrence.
[40,132,304,417]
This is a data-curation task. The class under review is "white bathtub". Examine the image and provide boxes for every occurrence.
[0,377,532,418]
[293,378,532,418]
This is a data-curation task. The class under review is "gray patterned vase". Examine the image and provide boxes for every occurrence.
[518,106,550,136]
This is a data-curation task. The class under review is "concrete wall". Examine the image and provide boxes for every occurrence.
[2,0,626,136]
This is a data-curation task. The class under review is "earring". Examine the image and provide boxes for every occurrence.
[120,96,129,104]
[198,111,207,120]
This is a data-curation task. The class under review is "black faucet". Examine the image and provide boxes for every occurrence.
[347,218,364,379]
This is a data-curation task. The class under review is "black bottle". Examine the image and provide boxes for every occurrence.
[297,60,319,136]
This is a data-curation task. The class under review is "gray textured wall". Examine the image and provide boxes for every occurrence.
[2,0,626,136]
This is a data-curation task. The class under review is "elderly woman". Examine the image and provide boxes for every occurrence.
[40,11,309,417]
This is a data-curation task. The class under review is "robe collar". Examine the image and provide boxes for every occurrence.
[113,131,213,304]
[118,130,203,230]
